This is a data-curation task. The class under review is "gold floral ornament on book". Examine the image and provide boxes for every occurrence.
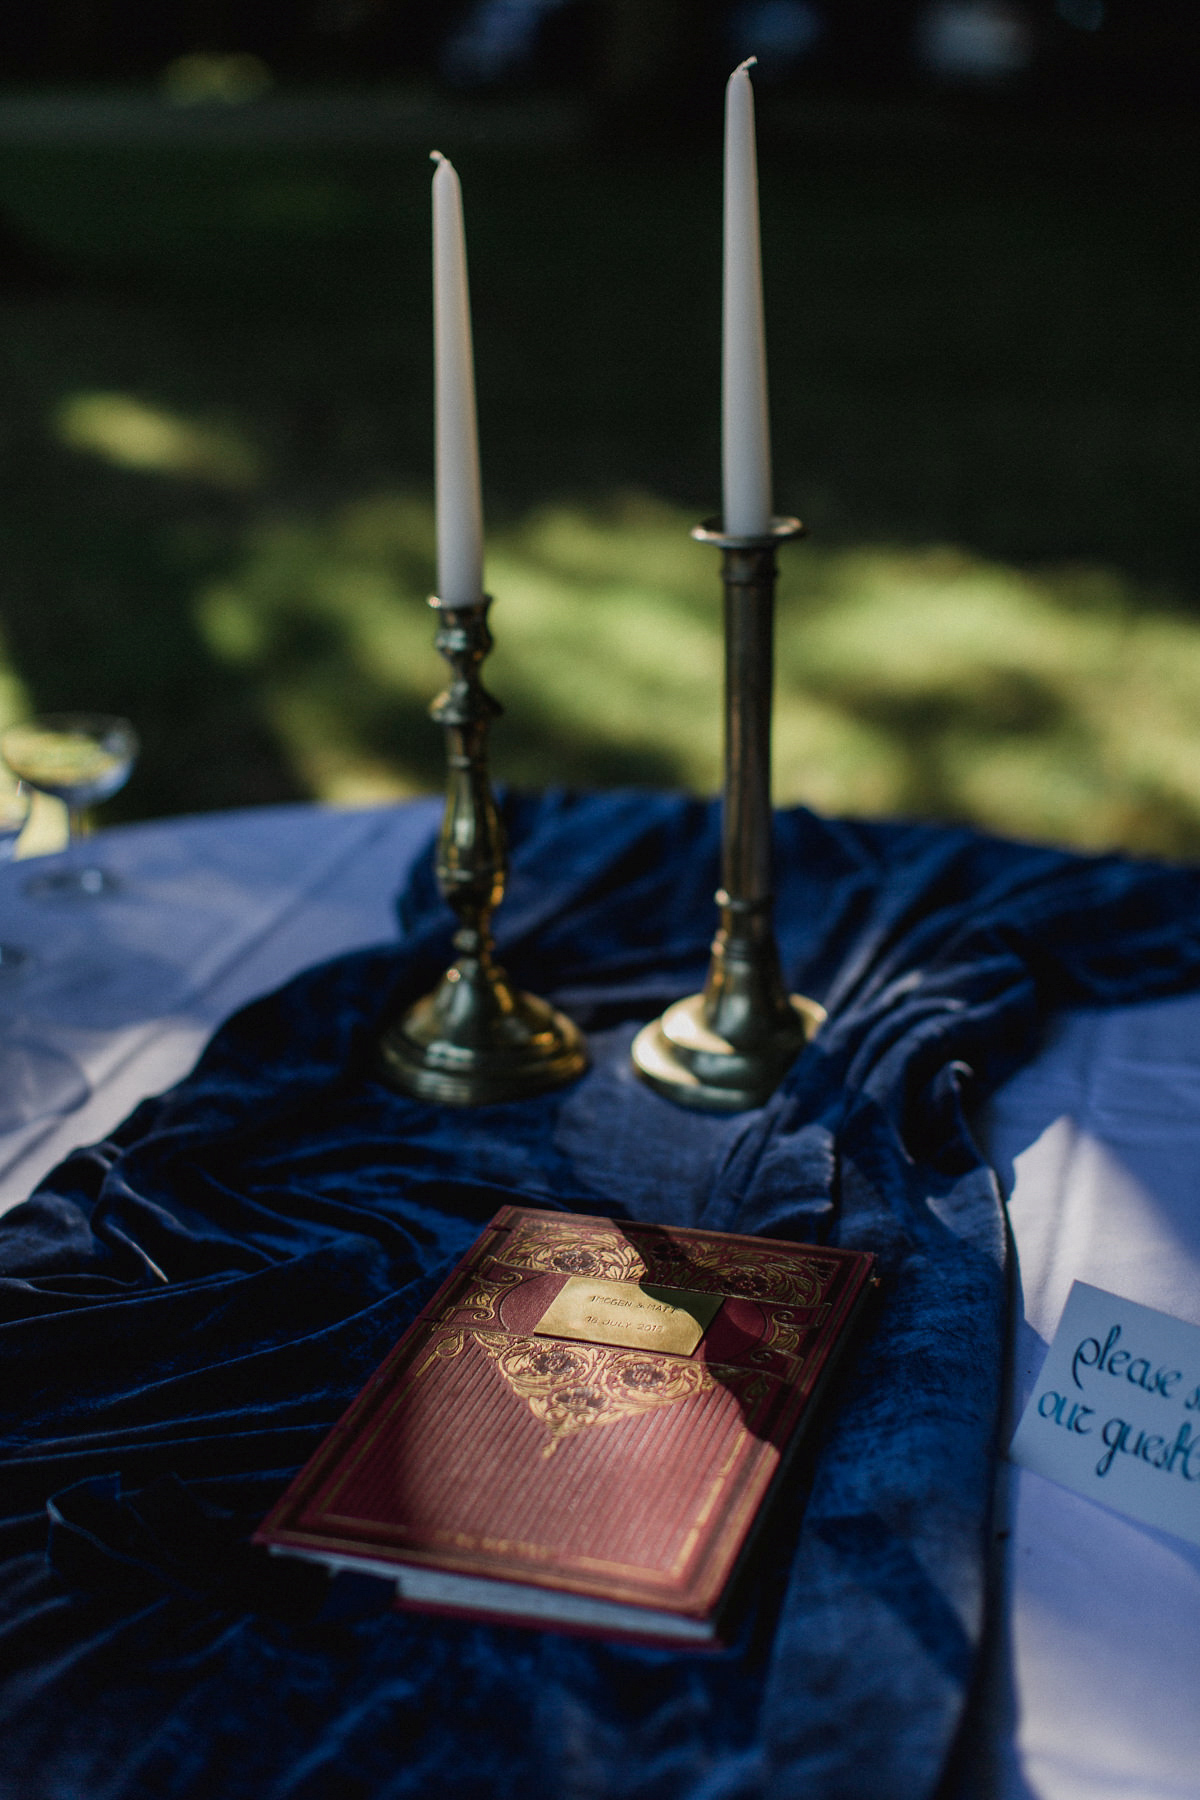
[474,1332,714,1458]
[499,1213,838,1310]
[501,1221,648,1284]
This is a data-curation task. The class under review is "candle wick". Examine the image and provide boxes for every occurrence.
[430,149,448,167]
[734,56,758,76]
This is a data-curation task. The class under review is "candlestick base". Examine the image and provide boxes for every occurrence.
[632,891,824,1111]
[631,991,823,1113]
[379,958,586,1108]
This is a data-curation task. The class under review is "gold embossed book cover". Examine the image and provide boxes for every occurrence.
[255,1206,876,1643]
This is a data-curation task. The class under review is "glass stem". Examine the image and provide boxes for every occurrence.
[66,804,92,849]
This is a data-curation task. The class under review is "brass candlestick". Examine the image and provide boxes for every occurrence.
[378,595,587,1106]
[632,518,824,1112]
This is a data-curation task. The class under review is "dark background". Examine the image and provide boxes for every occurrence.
[0,2,1196,850]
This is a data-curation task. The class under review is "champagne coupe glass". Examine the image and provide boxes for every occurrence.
[1,714,139,899]
[0,770,31,968]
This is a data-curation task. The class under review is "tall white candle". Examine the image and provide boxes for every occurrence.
[431,151,485,605]
[722,59,773,538]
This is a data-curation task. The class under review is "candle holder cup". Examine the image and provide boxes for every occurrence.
[632,518,824,1112]
[378,595,587,1106]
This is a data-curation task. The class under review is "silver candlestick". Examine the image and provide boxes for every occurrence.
[632,517,824,1111]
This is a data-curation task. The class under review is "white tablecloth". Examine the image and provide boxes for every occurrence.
[3,801,1197,1799]
[976,998,1200,1800]
[0,801,440,1207]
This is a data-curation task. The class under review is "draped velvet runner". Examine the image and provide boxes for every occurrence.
[5,791,1200,1800]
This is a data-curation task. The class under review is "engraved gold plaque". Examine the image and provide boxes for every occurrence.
[532,1277,722,1355]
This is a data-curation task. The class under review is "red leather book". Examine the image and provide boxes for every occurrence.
[255,1205,876,1644]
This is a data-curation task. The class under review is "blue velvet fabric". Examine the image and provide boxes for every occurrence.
[5,791,1200,1800]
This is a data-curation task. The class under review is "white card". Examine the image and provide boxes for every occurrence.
[1009,1281,1200,1548]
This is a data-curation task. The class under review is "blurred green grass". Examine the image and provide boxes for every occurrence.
[0,89,1197,855]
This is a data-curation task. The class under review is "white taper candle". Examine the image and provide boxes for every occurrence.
[431,151,485,605]
[721,59,773,538]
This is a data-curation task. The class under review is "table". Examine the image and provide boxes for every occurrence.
[0,800,440,1211]
[976,995,1200,1800]
[3,801,1199,1799]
